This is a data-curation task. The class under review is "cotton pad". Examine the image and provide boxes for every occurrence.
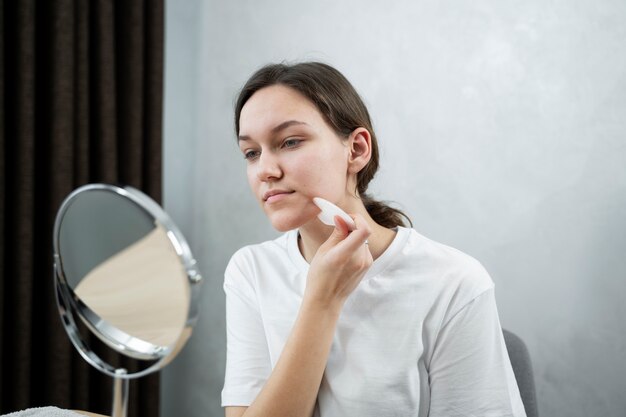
[312,197,356,231]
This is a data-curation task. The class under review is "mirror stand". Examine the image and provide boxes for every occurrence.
[112,369,129,417]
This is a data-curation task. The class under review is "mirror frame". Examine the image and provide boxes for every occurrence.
[53,183,202,379]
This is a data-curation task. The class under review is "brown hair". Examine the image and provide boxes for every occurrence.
[235,62,412,229]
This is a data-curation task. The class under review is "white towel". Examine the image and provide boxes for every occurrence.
[1,407,85,416]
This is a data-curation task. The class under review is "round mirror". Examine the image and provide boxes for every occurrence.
[53,184,202,416]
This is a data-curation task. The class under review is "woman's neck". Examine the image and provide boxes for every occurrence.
[297,205,397,263]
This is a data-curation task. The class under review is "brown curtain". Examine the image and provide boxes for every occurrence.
[1,0,163,415]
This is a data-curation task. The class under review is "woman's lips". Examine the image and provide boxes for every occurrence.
[264,190,295,204]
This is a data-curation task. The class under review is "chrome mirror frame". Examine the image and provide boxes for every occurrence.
[53,183,203,416]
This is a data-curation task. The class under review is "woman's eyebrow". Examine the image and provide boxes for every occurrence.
[238,120,309,142]
[271,120,309,133]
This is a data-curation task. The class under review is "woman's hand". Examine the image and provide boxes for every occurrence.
[304,213,373,308]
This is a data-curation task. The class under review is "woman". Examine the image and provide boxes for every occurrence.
[222,62,526,417]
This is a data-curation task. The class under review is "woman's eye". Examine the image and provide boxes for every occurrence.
[244,150,260,160]
[283,138,301,148]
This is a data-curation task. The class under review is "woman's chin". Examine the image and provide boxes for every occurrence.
[268,214,309,232]
[270,220,301,232]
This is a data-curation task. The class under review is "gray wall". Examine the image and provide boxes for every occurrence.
[162,1,626,416]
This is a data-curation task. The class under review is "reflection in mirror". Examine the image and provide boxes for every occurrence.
[54,184,202,417]
[73,224,189,349]
[58,189,156,289]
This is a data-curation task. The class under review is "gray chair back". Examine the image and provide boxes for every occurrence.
[503,329,539,417]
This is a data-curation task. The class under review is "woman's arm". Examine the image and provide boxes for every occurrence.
[225,407,247,417]
[228,294,342,417]
[225,215,372,417]
[428,288,527,417]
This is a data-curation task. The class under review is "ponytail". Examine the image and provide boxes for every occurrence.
[361,193,412,229]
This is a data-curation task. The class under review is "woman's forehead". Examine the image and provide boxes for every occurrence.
[239,85,325,137]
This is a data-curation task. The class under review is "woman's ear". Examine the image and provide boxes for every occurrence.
[347,127,372,174]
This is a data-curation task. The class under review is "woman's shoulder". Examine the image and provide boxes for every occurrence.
[401,227,494,293]
[224,230,300,290]
[227,230,296,267]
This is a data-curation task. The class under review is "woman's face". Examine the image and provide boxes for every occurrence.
[238,85,351,232]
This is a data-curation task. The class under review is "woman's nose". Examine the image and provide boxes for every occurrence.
[256,152,282,182]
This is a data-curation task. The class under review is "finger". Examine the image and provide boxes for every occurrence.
[323,215,350,248]
[333,214,371,252]
[333,215,351,235]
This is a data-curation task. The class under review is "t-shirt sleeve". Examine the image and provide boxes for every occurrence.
[428,287,527,417]
[221,249,271,407]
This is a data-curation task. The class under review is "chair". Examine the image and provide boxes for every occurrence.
[503,329,539,417]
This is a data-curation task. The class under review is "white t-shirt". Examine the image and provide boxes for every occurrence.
[222,227,527,417]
